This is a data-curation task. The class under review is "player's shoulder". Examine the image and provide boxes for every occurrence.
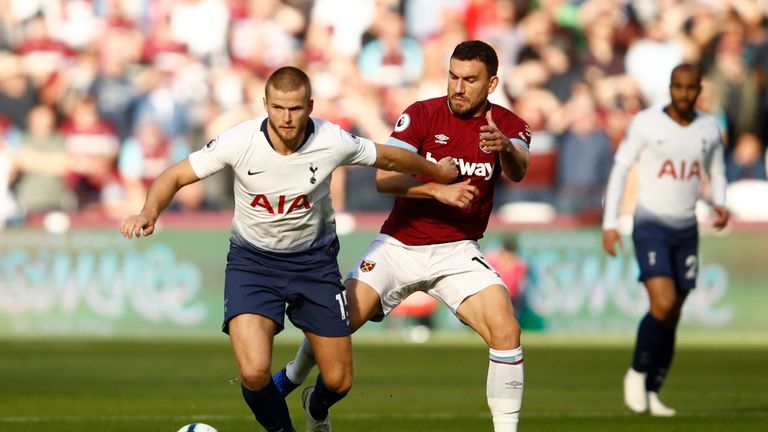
[490,103,527,125]
[404,96,447,117]
[632,105,666,124]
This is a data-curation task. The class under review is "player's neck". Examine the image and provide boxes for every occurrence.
[665,105,696,126]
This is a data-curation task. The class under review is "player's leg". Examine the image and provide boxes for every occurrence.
[229,314,295,432]
[276,279,384,396]
[300,332,354,431]
[455,284,524,432]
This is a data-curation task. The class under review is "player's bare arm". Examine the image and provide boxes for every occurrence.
[480,111,530,181]
[373,143,458,184]
[602,229,624,257]
[375,170,478,209]
[121,158,200,239]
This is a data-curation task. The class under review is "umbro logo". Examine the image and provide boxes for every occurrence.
[247,169,265,175]
[434,134,449,145]
[505,380,523,390]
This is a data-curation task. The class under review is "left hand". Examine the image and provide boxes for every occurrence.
[479,110,510,153]
[712,205,729,230]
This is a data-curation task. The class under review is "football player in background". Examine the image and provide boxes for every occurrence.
[275,40,532,432]
[121,66,458,432]
[602,63,729,416]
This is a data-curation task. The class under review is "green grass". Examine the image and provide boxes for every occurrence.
[1,337,767,431]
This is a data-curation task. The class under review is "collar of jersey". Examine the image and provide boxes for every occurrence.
[260,118,315,153]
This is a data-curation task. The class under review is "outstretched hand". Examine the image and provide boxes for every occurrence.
[479,110,511,153]
[712,206,729,230]
[433,179,479,209]
[121,213,157,239]
[434,156,459,184]
[602,229,623,257]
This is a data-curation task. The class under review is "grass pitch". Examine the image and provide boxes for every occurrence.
[1,336,766,431]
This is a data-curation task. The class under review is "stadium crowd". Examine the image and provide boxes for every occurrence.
[1,0,768,229]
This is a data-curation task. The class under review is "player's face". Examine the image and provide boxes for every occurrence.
[669,68,701,117]
[264,86,314,146]
[447,59,498,118]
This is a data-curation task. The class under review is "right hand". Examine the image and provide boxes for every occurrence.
[602,229,623,256]
[433,156,458,184]
[434,179,478,209]
[121,212,157,239]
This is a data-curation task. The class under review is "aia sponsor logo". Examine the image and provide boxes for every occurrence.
[658,159,701,180]
[360,260,376,272]
[250,194,310,214]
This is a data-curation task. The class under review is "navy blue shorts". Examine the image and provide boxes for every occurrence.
[632,220,699,292]
[222,238,350,337]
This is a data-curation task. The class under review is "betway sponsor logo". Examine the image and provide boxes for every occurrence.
[426,152,494,180]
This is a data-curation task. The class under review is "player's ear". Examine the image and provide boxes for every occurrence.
[307,98,314,115]
[488,75,499,95]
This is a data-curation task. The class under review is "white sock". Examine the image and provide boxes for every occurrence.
[487,347,524,432]
[285,337,315,384]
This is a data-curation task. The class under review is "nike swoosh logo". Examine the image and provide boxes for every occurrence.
[247,169,265,175]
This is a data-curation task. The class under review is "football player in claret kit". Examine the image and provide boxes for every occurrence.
[602,63,729,416]
[274,40,532,432]
[120,66,458,432]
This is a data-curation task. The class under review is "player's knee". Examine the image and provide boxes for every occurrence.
[321,369,353,394]
[239,368,272,391]
[487,319,521,349]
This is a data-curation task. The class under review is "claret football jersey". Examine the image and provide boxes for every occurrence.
[381,96,531,245]
[189,117,377,252]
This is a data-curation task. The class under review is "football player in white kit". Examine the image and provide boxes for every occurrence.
[121,66,458,432]
[602,63,729,416]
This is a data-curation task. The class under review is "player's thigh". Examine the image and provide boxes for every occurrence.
[455,284,520,349]
[228,313,278,387]
[632,226,674,281]
[347,235,430,319]
[671,228,699,291]
[428,240,508,314]
[344,278,385,332]
[306,332,353,393]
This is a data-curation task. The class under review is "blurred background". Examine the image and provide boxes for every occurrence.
[0,0,767,342]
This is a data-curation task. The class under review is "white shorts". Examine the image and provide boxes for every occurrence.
[346,234,506,320]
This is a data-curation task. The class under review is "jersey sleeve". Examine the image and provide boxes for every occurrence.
[602,116,645,229]
[386,102,426,152]
[705,124,727,207]
[333,124,378,166]
[188,121,254,179]
[499,110,532,151]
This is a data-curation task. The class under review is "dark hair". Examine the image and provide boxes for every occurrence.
[451,40,499,77]
[670,63,702,84]
[266,66,312,98]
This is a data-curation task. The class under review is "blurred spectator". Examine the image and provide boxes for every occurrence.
[358,7,423,87]
[168,0,230,64]
[60,96,119,210]
[0,54,38,129]
[726,132,767,182]
[553,89,613,216]
[106,120,201,217]
[0,132,19,228]
[485,236,528,313]
[13,104,73,212]
[625,15,684,106]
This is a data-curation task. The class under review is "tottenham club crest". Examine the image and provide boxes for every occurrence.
[309,163,318,184]
[394,113,411,132]
[360,260,376,272]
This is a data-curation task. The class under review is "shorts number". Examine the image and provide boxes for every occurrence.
[335,291,348,320]
[472,256,492,270]
[684,255,698,280]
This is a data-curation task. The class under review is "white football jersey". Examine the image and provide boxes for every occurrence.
[189,117,377,252]
[603,106,727,229]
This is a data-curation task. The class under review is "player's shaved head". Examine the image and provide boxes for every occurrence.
[451,40,499,77]
[670,63,702,84]
[266,66,312,101]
